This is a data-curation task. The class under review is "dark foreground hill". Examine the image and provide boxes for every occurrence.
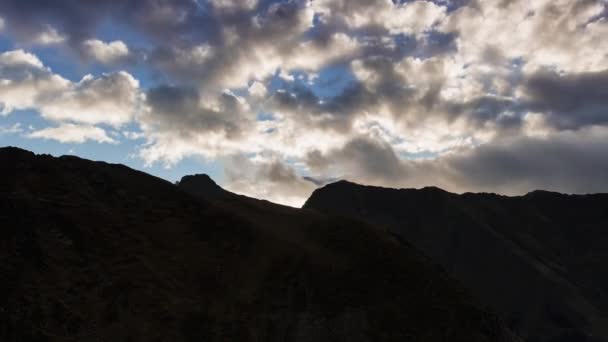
[0,147,520,342]
[304,181,608,342]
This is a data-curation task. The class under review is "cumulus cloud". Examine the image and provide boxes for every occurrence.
[0,50,69,115]
[313,0,447,36]
[81,39,132,64]
[40,72,140,126]
[248,81,267,98]
[31,25,67,45]
[0,50,140,126]
[211,0,259,11]
[27,124,117,144]
[136,85,258,165]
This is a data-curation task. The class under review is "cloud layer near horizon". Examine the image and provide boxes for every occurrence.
[1,0,607,206]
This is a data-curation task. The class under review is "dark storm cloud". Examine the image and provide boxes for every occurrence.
[523,69,608,130]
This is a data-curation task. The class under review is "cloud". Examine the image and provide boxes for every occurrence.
[439,0,608,73]
[0,1,112,45]
[0,123,22,135]
[142,85,249,139]
[224,155,317,207]
[313,0,447,36]
[211,0,259,11]
[443,127,608,194]
[31,25,67,45]
[136,85,256,165]
[522,69,608,130]
[0,50,140,126]
[248,81,267,98]
[81,39,132,64]
[27,124,117,144]
[306,127,608,198]
[0,50,69,115]
[40,72,140,126]
[222,125,608,207]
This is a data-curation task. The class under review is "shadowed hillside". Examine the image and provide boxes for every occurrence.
[304,181,608,342]
[0,147,520,342]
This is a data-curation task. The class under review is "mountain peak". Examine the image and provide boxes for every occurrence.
[179,173,218,187]
[525,189,564,197]
[0,146,36,159]
[177,174,233,201]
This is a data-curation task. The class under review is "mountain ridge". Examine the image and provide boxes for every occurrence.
[304,179,608,342]
[0,146,521,342]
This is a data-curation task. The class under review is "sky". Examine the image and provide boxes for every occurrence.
[1,0,607,207]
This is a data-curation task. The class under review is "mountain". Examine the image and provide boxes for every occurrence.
[178,174,235,201]
[0,147,520,342]
[304,181,608,342]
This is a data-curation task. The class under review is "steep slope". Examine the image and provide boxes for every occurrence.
[304,181,608,342]
[0,147,520,342]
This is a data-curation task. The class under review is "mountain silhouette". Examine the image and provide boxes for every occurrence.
[178,173,235,201]
[304,180,608,342]
[0,147,520,342]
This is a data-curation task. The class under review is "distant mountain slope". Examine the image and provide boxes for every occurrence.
[304,181,608,342]
[0,147,520,342]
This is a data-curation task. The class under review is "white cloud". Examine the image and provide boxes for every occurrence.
[224,155,316,207]
[32,25,67,45]
[27,123,117,144]
[123,130,145,140]
[82,39,131,64]
[248,81,267,98]
[440,0,608,74]
[0,123,22,135]
[0,50,70,115]
[0,49,45,69]
[40,71,140,126]
[0,50,140,126]
[211,0,258,11]
[313,0,446,36]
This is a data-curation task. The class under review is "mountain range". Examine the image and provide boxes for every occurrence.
[2,146,607,341]
[305,181,608,342]
[0,147,519,342]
